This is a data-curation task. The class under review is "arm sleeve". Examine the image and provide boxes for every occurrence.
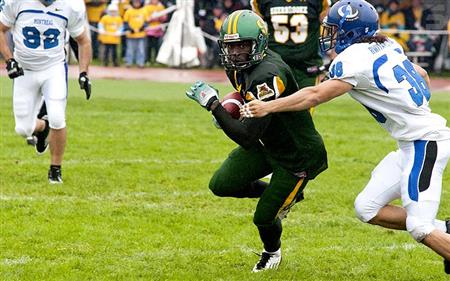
[0,0,16,27]
[328,51,370,89]
[211,103,271,150]
[68,1,87,38]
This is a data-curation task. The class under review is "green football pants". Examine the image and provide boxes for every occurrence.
[209,146,308,227]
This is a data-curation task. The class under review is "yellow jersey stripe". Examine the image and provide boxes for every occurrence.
[277,178,304,215]
[250,0,263,17]
[234,71,242,92]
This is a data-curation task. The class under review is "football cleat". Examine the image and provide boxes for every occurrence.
[445,219,450,274]
[35,117,49,155]
[26,136,37,146]
[48,166,63,184]
[252,249,282,272]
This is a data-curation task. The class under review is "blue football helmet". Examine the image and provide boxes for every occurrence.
[40,0,56,6]
[319,0,379,54]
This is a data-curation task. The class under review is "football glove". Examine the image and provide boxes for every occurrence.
[6,58,24,79]
[185,81,218,110]
[78,72,91,100]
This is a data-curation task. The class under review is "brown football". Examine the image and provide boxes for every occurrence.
[221,91,244,119]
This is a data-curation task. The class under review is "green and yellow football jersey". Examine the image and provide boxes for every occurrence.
[251,0,330,69]
[226,50,327,179]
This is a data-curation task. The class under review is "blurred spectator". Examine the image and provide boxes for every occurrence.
[124,0,148,68]
[85,0,108,59]
[403,0,433,30]
[448,20,450,49]
[98,3,123,66]
[118,0,131,58]
[213,6,226,33]
[403,0,436,53]
[223,0,243,15]
[380,0,410,51]
[194,0,218,25]
[198,9,220,69]
[145,0,167,65]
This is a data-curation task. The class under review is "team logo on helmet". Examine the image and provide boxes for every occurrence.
[0,0,5,12]
[338,5,359,20]
[256,19,268,35]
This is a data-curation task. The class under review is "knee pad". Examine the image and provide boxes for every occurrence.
[354,192,382,223]
[48,112,66,130]
[406,215,435,242]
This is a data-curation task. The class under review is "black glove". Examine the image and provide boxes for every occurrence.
[6,58,24,79]
[78,72,91,100]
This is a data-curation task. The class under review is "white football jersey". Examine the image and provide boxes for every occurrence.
[0,0,86,70]
[329,38,450,141]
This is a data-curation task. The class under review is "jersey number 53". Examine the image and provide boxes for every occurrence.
[271,14,308,44]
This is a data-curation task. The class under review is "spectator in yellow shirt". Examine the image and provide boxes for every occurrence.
[124,0,148,67]
[98,4,123,67]
[145,0,167,65]
[85,0,108,59]
[380,0,409,51]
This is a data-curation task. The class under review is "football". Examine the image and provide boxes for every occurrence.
[221,91,244,119]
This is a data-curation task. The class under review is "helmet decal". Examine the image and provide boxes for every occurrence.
[319,0,379,54]
[338,5,359,20]
[256,19,268,35]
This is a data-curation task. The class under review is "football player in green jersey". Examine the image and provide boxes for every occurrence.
[186,10,327,272]
[250,0,331,89]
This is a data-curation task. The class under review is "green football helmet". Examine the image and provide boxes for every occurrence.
[218,10,268,71]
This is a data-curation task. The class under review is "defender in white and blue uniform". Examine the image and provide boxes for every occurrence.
[242,0,450,274]
[0,0,92,183]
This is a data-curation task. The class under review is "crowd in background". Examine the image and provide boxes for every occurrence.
[193,0,449,69]
[85,0,172,67]
[84,0,448,69]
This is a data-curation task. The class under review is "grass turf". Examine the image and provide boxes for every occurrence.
[0,77,449,280]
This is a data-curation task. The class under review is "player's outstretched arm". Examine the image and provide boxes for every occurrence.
[241,79,352,118]
[413,63,431,90]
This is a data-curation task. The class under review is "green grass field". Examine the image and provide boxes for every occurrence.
[0,76,449,280]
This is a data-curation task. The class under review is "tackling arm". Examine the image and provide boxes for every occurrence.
[413,63,431,90]
[0,22,12,60]
[242,79,353,118]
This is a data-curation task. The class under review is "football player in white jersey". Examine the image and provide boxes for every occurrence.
[241,0,450,274]
[0,0,92,183]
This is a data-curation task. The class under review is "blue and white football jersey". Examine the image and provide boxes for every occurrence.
[0,0,86,70]
[328,38,450,141]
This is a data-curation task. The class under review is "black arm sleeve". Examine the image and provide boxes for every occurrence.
[211,103,271,150]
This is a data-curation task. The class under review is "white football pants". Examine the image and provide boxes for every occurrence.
[355,139,450,241]
[13,62,68,138]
